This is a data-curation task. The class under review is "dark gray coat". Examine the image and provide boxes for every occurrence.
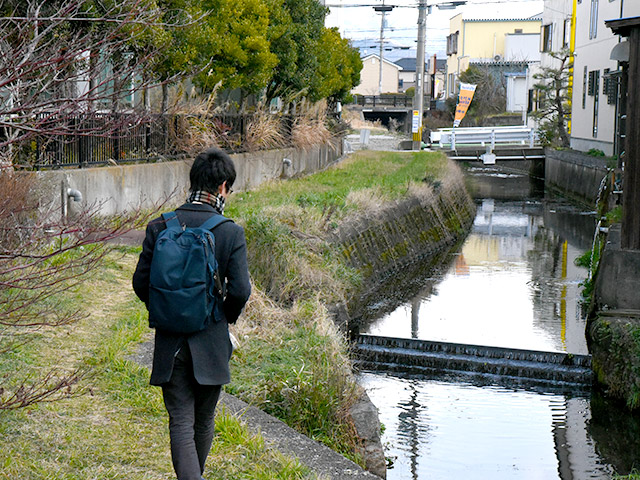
[132,203,251,386]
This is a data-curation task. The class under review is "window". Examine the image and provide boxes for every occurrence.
[563,19,571,48]
[588,70,599,96]
[582,66,588,108]
[590,70,600,137]
[589,0,599,39]
[447,32,459,55]
[604,69,619,105]
[541,24,553,52]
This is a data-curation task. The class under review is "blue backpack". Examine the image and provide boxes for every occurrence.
[148,211,230,334]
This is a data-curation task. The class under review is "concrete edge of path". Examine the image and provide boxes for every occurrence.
[129,340,381,480]
[218,392,382,480]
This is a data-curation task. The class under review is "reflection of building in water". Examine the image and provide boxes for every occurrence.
[553,397,615,479]
[528,225,589,354]
[459,199,589,353]
[453,254,469,276]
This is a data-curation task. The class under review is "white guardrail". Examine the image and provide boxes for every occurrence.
[431,125,538,150]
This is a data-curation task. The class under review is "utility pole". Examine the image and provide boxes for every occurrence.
[412,1,429,150]
[379,8,385,95]
[411,1,466,150]
[375,3,393,95]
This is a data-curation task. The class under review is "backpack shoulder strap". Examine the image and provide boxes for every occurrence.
[199,214,232,232]
[161,211,182,230]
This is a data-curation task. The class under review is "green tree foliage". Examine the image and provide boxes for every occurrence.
[264,0,360,103]
[311,28,363,102]
[264,0,326,100]
[151,0,361,103]
[531,50,572,147]
[190,0,278,93]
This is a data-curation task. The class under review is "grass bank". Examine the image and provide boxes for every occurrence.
[0,249,311,479]
[224,150,465,463]
[0,150,464,477]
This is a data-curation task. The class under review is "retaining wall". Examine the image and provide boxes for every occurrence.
[545,148,609,206]
[334,162,476,327]
[33,142,343,216]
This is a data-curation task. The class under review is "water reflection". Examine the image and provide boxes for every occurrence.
[363,197,591,354]
[357,167,640,479]
[361,371,620,480]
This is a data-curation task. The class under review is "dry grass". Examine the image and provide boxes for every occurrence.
[344,186,387,213]
[341,106,386,132]
[244,107,287,152]
[291,101,334,151]
[166,83,243,154]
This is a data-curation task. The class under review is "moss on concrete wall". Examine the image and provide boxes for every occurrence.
[335,162,476,326]
[589,314,640,410]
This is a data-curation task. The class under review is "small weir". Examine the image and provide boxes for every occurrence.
[353,334,593,386]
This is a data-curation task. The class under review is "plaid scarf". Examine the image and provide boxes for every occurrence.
[187,190,225,214]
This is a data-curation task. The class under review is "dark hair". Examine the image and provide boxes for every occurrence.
[189,148,236,193]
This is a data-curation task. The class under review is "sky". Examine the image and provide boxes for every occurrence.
[325,0,544,58]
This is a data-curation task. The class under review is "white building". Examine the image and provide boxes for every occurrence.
[571,0,640,155]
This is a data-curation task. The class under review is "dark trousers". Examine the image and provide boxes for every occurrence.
[161,343,222,480]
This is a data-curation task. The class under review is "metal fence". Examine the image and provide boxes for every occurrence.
[431,125,539,150]
[21,112,295,170]
[354,95,415,108]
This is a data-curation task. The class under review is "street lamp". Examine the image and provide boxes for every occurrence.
[412,0,466,150]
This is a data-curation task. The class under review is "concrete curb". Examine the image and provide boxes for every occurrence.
[131,340,381,479]
[218,393,381,479]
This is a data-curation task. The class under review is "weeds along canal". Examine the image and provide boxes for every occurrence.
[355,164,640,479]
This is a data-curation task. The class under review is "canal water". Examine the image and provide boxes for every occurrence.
[358,165,640,479]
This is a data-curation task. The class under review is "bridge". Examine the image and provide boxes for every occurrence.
[429,125,544,164]
[354,95,417,131]
[352,334,593,388]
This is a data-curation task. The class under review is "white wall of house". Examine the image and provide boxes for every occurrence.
[571,0,640,155]
[351,55,401,95]
[526,0,572,128]
[505,33,541,62]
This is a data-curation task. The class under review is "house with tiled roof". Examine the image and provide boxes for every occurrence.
[351,54,401,96]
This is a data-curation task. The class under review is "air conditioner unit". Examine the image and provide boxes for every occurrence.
[493,54,503,62]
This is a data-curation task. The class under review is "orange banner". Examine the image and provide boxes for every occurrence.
[453,83,477,127]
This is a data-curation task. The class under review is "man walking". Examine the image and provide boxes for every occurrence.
[133,148,251,480]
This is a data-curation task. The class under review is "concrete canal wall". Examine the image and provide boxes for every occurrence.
[32,141,343,216]
[545,148,610,206]
[589,225,640,410]
[334,161,476,327]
